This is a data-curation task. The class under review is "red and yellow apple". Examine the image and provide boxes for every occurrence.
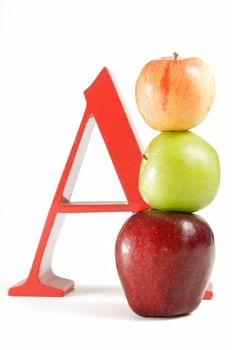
[135,53,215,131]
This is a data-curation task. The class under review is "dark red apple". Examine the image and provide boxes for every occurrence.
[115,209,215,317]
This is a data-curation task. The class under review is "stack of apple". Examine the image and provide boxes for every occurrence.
[115,53,220,317]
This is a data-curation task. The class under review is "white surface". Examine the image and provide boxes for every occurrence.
[0,0,231,349]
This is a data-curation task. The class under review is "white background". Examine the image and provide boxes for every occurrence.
[0,0,231,349]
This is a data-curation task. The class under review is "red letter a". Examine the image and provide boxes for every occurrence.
[8,68,148,296]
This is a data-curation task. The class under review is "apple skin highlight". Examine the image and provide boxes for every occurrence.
[115,210,215,317]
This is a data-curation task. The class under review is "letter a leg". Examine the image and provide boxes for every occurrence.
[8,212,74,296]
[9,110,95,296]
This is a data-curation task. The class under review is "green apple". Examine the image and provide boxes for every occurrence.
[139,131,220,212]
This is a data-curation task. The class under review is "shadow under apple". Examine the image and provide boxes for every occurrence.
[10,284,192,321]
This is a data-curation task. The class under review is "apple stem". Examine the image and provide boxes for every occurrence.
[173,52,178,60]
[143,154,148,160]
